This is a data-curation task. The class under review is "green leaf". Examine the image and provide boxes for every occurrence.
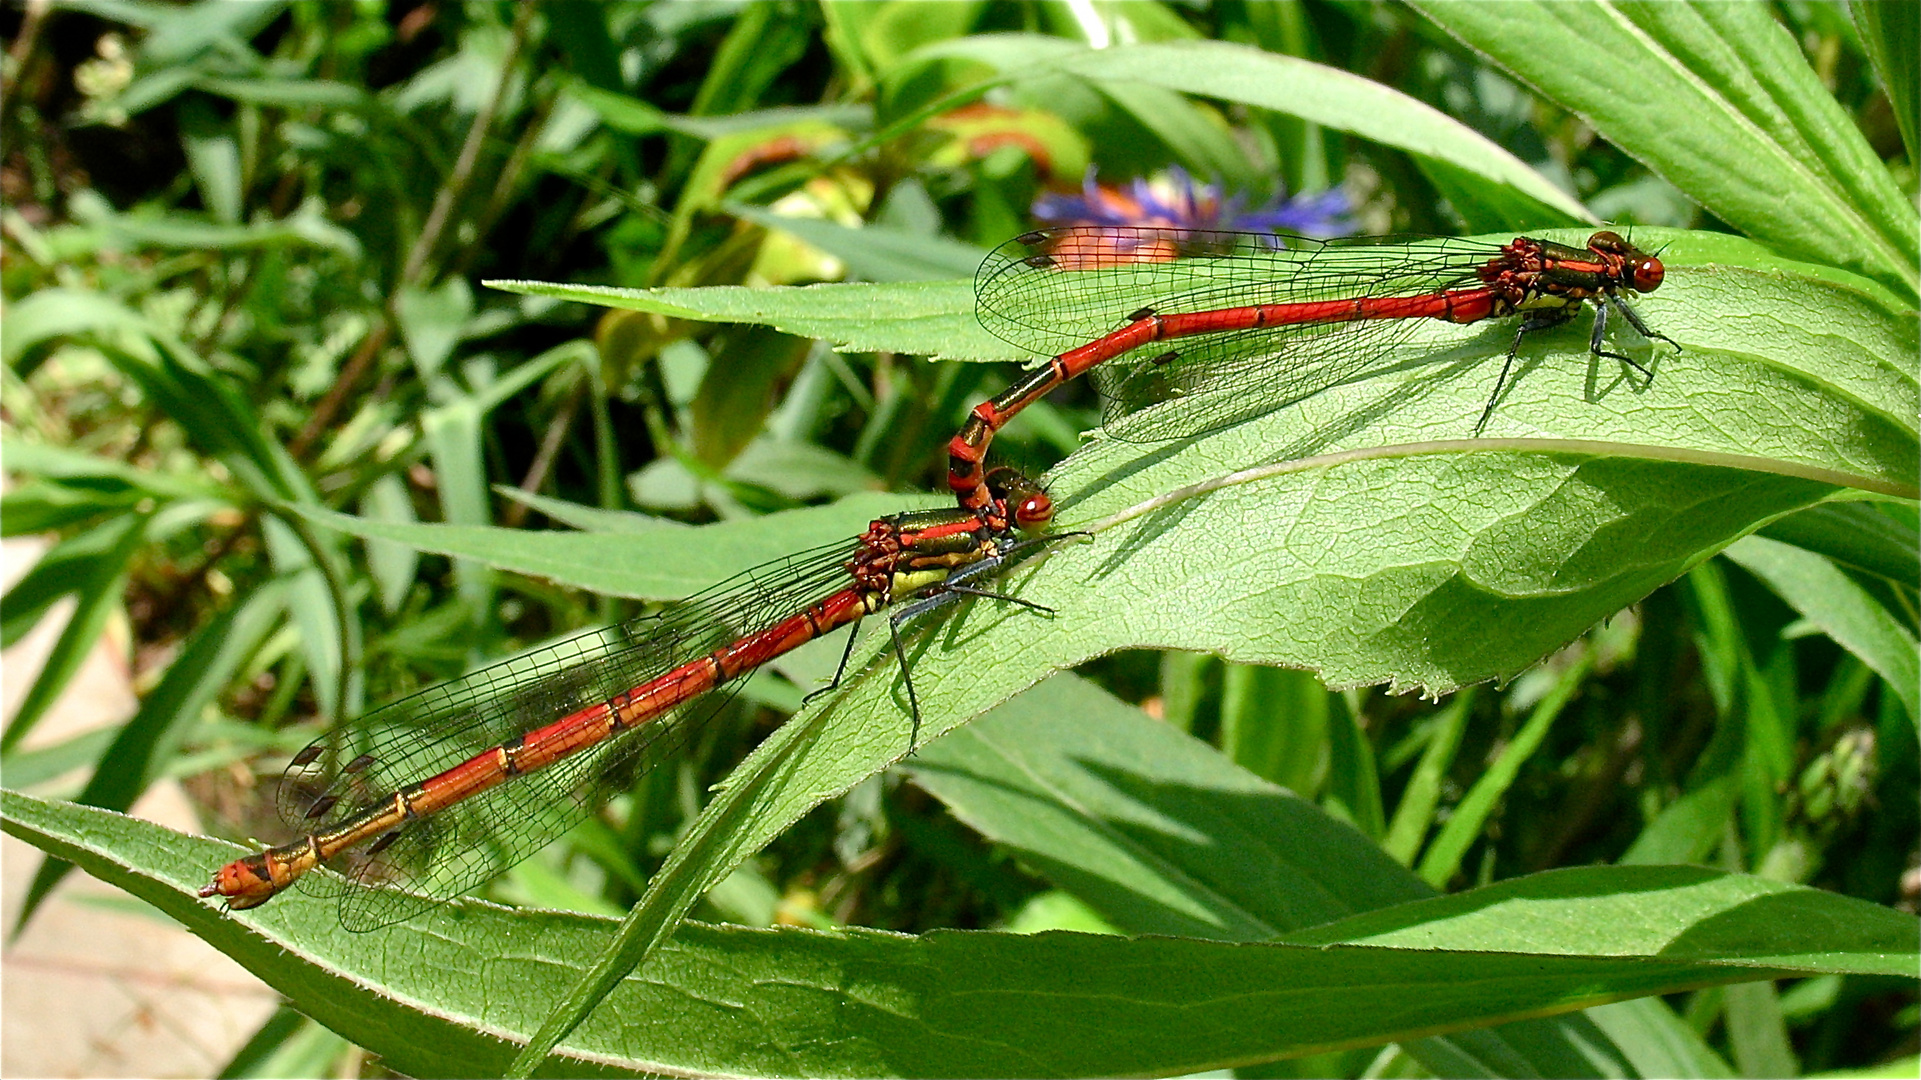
[900,36,1589,223]
[223,1011,350,1080]
[690,327,809,467]
[495,232,1917,493]
[1284,862,1915,974]
[0,512,148,753]
[93,65,199,120]
[1756,502,1918,591]
[557,79,674,134]
[5,791,1908,1079]
[1410,0,1919,304]
[895,440,1828,718]
[0,478,147,537]
[686,1,810,119]
[180,100,243,225]
[1054,39,1589,224]
[1418,655,1589,887]
[561,77,868,140]
[260,516,351,723]
[98,335,315,506]
[414,343,586,615]
[1384,692,1474,864]
[0,288,153,370]
[0,438,229,503]
[1324,693,1386,840]
[1417,156,1566,236]
[516,420,1891,1066]
[0,725,121,789]
[1,517,138,646]
[495,393,1844,1045]
[908,674,1432,940]
[490,487,685,534]
[191,77,370,110]
[545,4,623,94]
[723,437,883,500]
[358,474,420,615]
[1721,536,1919,723]
[1584,998,1737,1079]
[289,492,945,600]
[730,205,988,282]
[12,582,289,933]
[1620,775,1736,866]
[68,191,362,257]
[1724,981,1796,1078]
[1219,664,1328,793]
[1853,0,1919,167]
[138,0,288,64]
[1086,78,1258,190]
[394,278,474,383]
[906,673,1627,1077]
[486,276,987,361]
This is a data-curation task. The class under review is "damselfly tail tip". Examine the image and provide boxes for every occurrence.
[202,843,313,911]
[201,857,270,910]
[1630,256,1664,294]
[983,466,1055,532]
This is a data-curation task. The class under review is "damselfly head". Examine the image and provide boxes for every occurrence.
[1629,256,1665,293]
[1013,493,1053,530]
[1590,230,1664,294]
[985,467,1054,532]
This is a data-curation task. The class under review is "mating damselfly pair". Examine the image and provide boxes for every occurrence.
[205,227,1676,929]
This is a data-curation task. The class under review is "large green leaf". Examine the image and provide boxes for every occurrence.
[5,790,1908,1079]
[493,229,1917,693]
[492,231,1915,465]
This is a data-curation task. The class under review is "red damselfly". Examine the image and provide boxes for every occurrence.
[202,473,1056,931]
[949,228,1680,526]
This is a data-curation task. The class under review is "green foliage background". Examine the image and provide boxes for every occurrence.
[2,2,1915,1078]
